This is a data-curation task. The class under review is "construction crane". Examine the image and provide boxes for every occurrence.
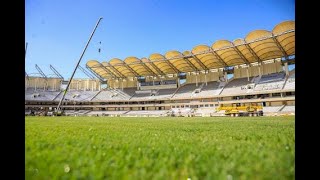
[55,17,103,115]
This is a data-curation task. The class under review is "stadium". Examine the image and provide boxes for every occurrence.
[25,20,295,117]
[25,1,295,179]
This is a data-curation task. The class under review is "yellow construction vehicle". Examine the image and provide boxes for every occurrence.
[216,105,263,116]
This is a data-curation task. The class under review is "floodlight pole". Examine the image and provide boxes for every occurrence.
[56,17,103,112]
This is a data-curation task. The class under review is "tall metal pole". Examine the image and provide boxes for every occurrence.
[25,42,28,77]
[56,17,103,111]
[25,42,28,59]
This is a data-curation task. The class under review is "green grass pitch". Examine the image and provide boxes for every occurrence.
[25,116,295,180]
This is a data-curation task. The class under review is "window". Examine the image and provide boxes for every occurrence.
[272,93,281,97]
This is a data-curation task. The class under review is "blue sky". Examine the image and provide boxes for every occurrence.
[25,0,295,79]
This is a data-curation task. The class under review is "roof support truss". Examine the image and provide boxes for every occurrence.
[85,65,106,82]
[231,42,251,65]
[164,58,180,74]
[190,54,209,70]
[137,59,158,77]
[145,59,166,76]
[123,63,140,77]
[35,64,47,80]
[50,64,64,79]
[105,62,126,79]
[272,33,288,58]
[209,48,228,67]
[100,64,119,79]
[78,65,95,80]
[182,57,199,72]
[243,39,262,63]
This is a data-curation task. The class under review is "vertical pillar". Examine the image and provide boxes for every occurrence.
[25,78,28,90]
[224,71,228,82]
[258,64,261,77]
[136,78,139,90]
[205,72,207,86]
[247,67,250,81]
[177,77,180,87]
[284,62,289,76]
[274,61,277,73]
[196,73,198,87]
[35,78,37,91]
[87,79,89,91]
[121,79,124,91]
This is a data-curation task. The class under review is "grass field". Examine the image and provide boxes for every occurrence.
[25,116,295,180]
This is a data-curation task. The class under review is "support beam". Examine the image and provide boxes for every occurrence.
[284,62,289,76]
[35,64,48,80]
[137,59,158,77]
[243,39,262,64]
[195,73,198,86]
[272,33,288,58]
[105,62,126,79]
[209,48,228,67]
[98,64,118,79]
[123,63,140,77]
[258,65,261,76]
[85,65,106,82]
[164,58,180,74]
[182,56,199,72]
[145,58,166,76]
[190,54,209,70]
[205,72,207,86]
[78,65,95,80]
[231,42,251,65]
[49,64,64,79]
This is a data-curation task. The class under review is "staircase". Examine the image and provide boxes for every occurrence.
[52,91,63,101]
[113,89,130,99]
[217,81,227,95]
[277,105,286,112]
[171,85,183,98]
[281,75,290,90]
[192,83,205,97]
[90,90,103,101]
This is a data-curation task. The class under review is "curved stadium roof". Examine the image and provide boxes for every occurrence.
[87,20,295,79]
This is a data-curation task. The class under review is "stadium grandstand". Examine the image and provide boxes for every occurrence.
[25,20,295,117]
